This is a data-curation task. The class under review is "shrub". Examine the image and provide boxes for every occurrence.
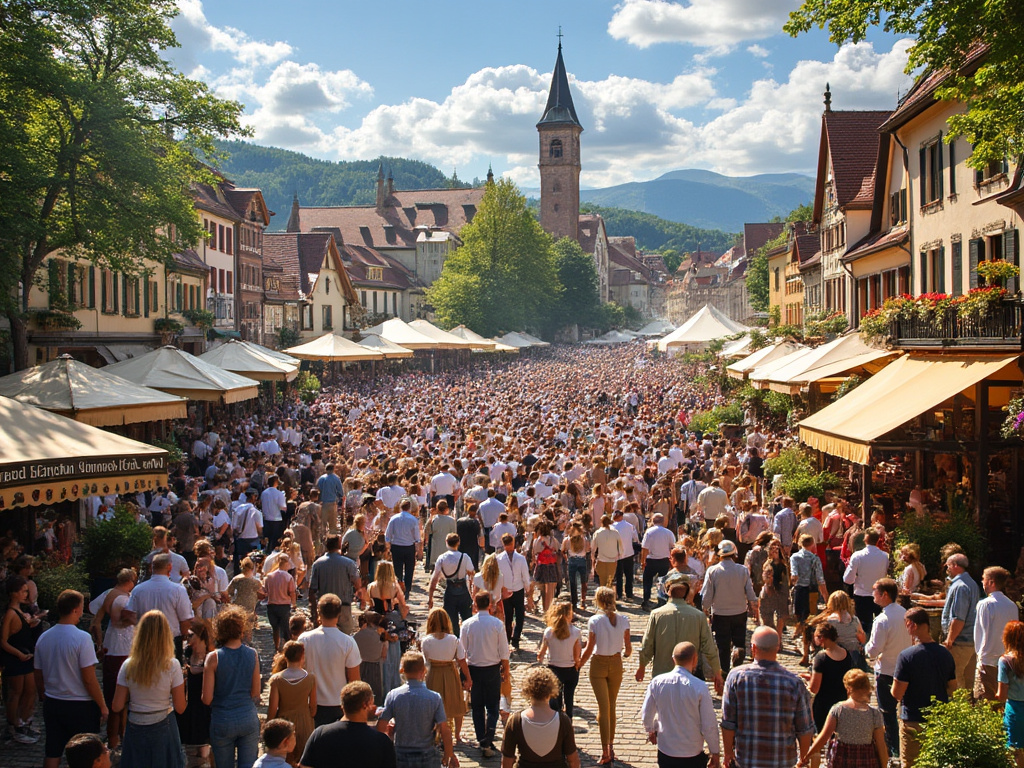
[890,497,986,579]
[915,689,1013,768]
[182,308,216,329]
[81,505,153,577]
[154,317,184,333]
[688,403,743,434]
[296,370,321,404]
[33,556,89,614]
[151,438,184,466]
[278,327,300,349]
[763,446,841,502]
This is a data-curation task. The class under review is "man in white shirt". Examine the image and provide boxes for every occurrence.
[477,490,506,555]
[123,553,193,658]
[974,566,1019,701]
[232,489,263,573]
[375,473,405,513]
[863,578,911,760]
[260,475,287,553]
[611,509,640,601]
[657,449,677,476]
[794,504,824,548]
[695,479,728,527]
[640,513,676,610]
[843,528,889,633]
[429,465,459,509]
[496,533,532,650]
[488,512,516,551]
[640,641,721,768]
[257,432,281,456]
[460,592,511,759]
[427,533,475,637]
[141,526,190,582]
[299,594,363,728]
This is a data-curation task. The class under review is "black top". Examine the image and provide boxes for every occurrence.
[812,649,855,730]
[894,642,956,722]
[300,721,396,768]
[456,517,482,567]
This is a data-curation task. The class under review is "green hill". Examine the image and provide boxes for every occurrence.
[580,203,735,253]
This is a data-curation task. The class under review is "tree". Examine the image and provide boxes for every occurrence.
[0,1,246,368]
[660,248,683,274]
[552,237,600,330]
[786,1,1024,169]
[787,203,813,222]
[427,178,559,336]
[746,250,770,313]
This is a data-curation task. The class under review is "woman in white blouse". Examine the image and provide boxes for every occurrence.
[472,553,510,620]
[580,587,631,766]
[536,600,582,723]
[421,608,471,743]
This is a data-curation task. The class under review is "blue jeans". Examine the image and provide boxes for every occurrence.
[210,707,260,768]
[567,557,589,605]
[876,673,899,757]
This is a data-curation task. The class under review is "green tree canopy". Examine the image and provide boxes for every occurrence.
[428,179,559,337]
[552,237,601,330]
[786,1,1023,168]
[747,229,788,313]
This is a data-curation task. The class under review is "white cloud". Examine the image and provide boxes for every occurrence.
[172,0,293,71]
[608,0,801,49]
[747,44,770,58]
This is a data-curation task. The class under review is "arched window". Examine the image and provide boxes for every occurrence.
[549,139,563,158]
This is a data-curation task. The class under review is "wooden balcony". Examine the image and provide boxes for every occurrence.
[890,298,1024,350]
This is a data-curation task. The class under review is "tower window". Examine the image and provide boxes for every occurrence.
[553,181,561,192]
[549,139,563,158]
[554,204,560,212]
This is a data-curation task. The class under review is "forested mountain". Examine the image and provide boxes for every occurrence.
[580,204,735,253]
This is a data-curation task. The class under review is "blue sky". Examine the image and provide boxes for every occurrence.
[170,0,913,188]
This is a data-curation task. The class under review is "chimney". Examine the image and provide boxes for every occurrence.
[386,166,394,198]
[376,162,385,213]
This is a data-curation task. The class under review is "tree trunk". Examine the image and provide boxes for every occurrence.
[7,311,28,371]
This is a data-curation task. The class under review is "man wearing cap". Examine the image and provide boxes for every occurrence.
[637,572,724,694]
[701,540,758,675]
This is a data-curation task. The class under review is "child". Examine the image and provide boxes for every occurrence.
[65,733,111,768]
[227,557,264,615]
[353,611,389,704]
[798,669,887,768]
[267,642,316,766]
[253,719,297,768]
[289,612,311,642]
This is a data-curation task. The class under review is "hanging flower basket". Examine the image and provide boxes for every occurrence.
[976,259,1020,287]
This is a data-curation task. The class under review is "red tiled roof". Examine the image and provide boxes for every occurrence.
[340,243,416,291]
[822,111,891,210]
[794,233,820,265]
[577,214,604,255]
[842,225,910,263]
[743,222,786,256]
[608,236,637,259]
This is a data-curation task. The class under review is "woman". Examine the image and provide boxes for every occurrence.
[187,558,220,620]
[112,611,187,768]
[580,587,631,766]
[473,553,508,620]
[500,666,580,768]
[537,601,582,723]
[421,608,470,743]
[202,606,261,768]
[807,623,855,733]
[267,641,316,767]
[227,557,263,616]
[342,514,370,580]
[1,575,39,744]
[367,560,408,692]
[177,619,214,768]
[897,544,927,595]
[265,555,296,652]
[816,591,866,658]
[997,620,1024,767]
[799,669,887,768]
[532,520,560,613]
[759,539,790,637]
[561,522,590,610]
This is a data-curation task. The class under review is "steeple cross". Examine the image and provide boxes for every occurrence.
[557,27,563,45]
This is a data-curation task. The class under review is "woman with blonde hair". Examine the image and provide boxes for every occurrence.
[812,590,866,656]
[422,607,470,743]
[537,601,582,722]
[473,553,509,619]
[561,521,591,610]
[799,669,887,768]
[897,544,927,595]
[501,666,580,768]
[368,560,407,693]
[112,611,187,768]
[580,587,631,765]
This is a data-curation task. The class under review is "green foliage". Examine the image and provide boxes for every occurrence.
[154,317,184,333]
[747,329,770,351]
[27,309,82,331]
[787,203,814,222]
[773,323,804,341]
[891,500,986,580]
[832,375,864,402]
[595,302,627,332]
[763,446,841,502]
[33,557,88,614]
[81,505,153,577]
[552,237,601,329]
[150,438,183,465]
[688,403,744,434]
[660,249,683,274]
[182,308,215,329]
[915,690,1013,768]
[296,370,321,404]
[746,251,770,313]
[786,0,1024,171]
[278,327,300,349]
[579,203,735,253]
[768,305,781,326]
[804,311,849,338]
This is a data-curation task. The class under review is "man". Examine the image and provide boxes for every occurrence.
[122,553,192,659]
[611,508,640,601]
[700,540,757,675]
[496,533,533,650]
[864,578,912,760]
[637,573,723,693]
[844,529,889,634]
[376,473,406,514]
[721,627,814,768]
[488,512,517,553]
[460,593,510,759]
[975,566,1018,700]
[770,497,797,555]
[428,533,475,637]
[261,475,287,553]
[429,464,459,511]
[308,535,362,632]
[477,489,505,555]
[34,591,108,768]
[892,606,958,768]
[641,642,721,768]
[140,526,190,582]
[592,515,623,589]
[299,594,363,728]
[292,490,321,571]
[456,503,485,569]
[316,463,344,535]
[385,499,422,596]
[423,500,457,570]
[300,681,396,768]
[794,504,824,559]
[941,552,981,692]
[678,471,706,535]
[377,652,458,768]
[695,479,728,529]
[231,489,263,574]
[790,535,829,665]
[641,512,677,610]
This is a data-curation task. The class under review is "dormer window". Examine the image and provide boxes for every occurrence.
[549,139,563,158]
[367,267,383,281]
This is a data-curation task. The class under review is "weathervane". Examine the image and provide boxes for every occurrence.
[557,26,563,46]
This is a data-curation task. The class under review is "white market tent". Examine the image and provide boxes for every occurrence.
[239,341,300,366]
[284,333,385,362]
[363,318,444,350]
[586,330,636,345]
[636,319,676,337]
[0,355,187,426]
[719,335,753,358]
[357,333,415,359]
[495,332,536,348]
[448,325,498,351]
[751,332,897,394]
[657,305,750,352]
[199,340,299,382]
[516,332,551,347]
[727,341,806,380]
[745,346,816,385]
[408,319,478,349]
[104,346,260,404]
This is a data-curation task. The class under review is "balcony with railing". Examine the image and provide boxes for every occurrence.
[889,298,1024,350]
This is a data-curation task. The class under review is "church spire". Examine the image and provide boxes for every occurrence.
[286,192,300,233]
[537,35,581,128]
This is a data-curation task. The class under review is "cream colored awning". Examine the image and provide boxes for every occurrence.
[759,333,896,394]
[727,342,806,380]
[362,318,441,349]
[285,333,385,362]
[357,334,415,359]
[105,346,260,404]
[448,325,498,351]
[199,340,299,382]
[799,353,1022,464]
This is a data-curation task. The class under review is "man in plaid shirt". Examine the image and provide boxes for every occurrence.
[721,626,815,768]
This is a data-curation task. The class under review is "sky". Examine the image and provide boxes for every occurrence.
[169,0,915,189]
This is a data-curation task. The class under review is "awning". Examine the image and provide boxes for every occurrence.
[727,342,806,380]
[760,333,896,394]
[95,344,153,365]
[799,353,1022,464]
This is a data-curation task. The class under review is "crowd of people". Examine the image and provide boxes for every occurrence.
[1,343,1020,768]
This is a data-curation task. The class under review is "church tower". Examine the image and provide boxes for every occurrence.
[538,40,582,242]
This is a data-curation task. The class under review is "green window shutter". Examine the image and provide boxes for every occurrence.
[47,260,59,309]
[101,271,107,310]
[935,246,945,293]
[937,133,944,199]
[951,241,962,297]
[918,147,926,206]
[134,280,140,316]
[1005,229,1019,294]
[143,280,150,317]
[88,267,96,308]
[948,138,956,196]
[919,251,928,293]
[969,239,981,289]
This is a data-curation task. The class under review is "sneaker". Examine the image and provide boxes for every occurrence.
[14,726,38,744]
[481,746,496,758]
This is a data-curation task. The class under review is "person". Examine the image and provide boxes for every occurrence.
[940,552,981,693]
[1,574,41,743]
[377,651,459,768]
[637,573,723,693]
[253,719,296,768]
[474,552,510,621]
[536,600,583,722]
[201,606,262,768]
[496,532,533,651]
[228,557,264,617]
[368,560,407,692]
[300,681,396,768]
[863,578,911,761]
[65,732,112,768]
[307,535,362,632]
[976,566,1019,701]
[696,479,728,529]
[580,586,632,766]
[316,463,344,535]
[142,526,191,582]
[266,555,297,652]
[721,626,815,768]
[456,503,485,568]
[532,519,561,612]
[177,618,214,768]
[996,621,1024,767]
[591,514,622,590]
[640,641,721,768]
[343,513,370,579]
[111,611,187,768]
[640,512,676,610]
[424,500,457,570]
[34,590,107,768]
[562,521,591,610]
[791,535,829,666]
[700,540,757,675]
[771,497,797,555]
[843,530,889,636]
[815,590,866,658]
[262,476,288,553]
[758,539,789,637]
[479,489,506,554]
[896,545,926,595]
[267,641,316,767]
[90,568,135,751]
[231,490,264,573]
[298,594,363,728]
[354,611,389,704]
[891,606,957,768]
[500,666,581,768]
[611,509,640,601]
[461,592,510,758]
[429,533,475,637]
[385,499,422,596]
[798,669,888,768]
[807,623,855,733]
[124,552,193,660]
[422,608,471,744]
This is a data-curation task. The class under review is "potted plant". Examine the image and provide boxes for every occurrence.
[28,309,82,331]
[977,258,1020,288]
[33,555,89,617]
[81,504,153,597]
[182,307,215,330]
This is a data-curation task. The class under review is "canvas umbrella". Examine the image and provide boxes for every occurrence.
[357,334,415,359]
[284,333,385,362]
[104,346,259,404]
[199,340,299,382]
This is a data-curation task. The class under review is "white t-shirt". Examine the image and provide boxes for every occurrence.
[298,627,362,707]
[641,526,676,560]
[587,612,630,656]
[34,623,98,701]
[421,633,466,664]
[117,660,183,724]
[473,572,506,605]
[543,625,581,668]
[103,594,135,656]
